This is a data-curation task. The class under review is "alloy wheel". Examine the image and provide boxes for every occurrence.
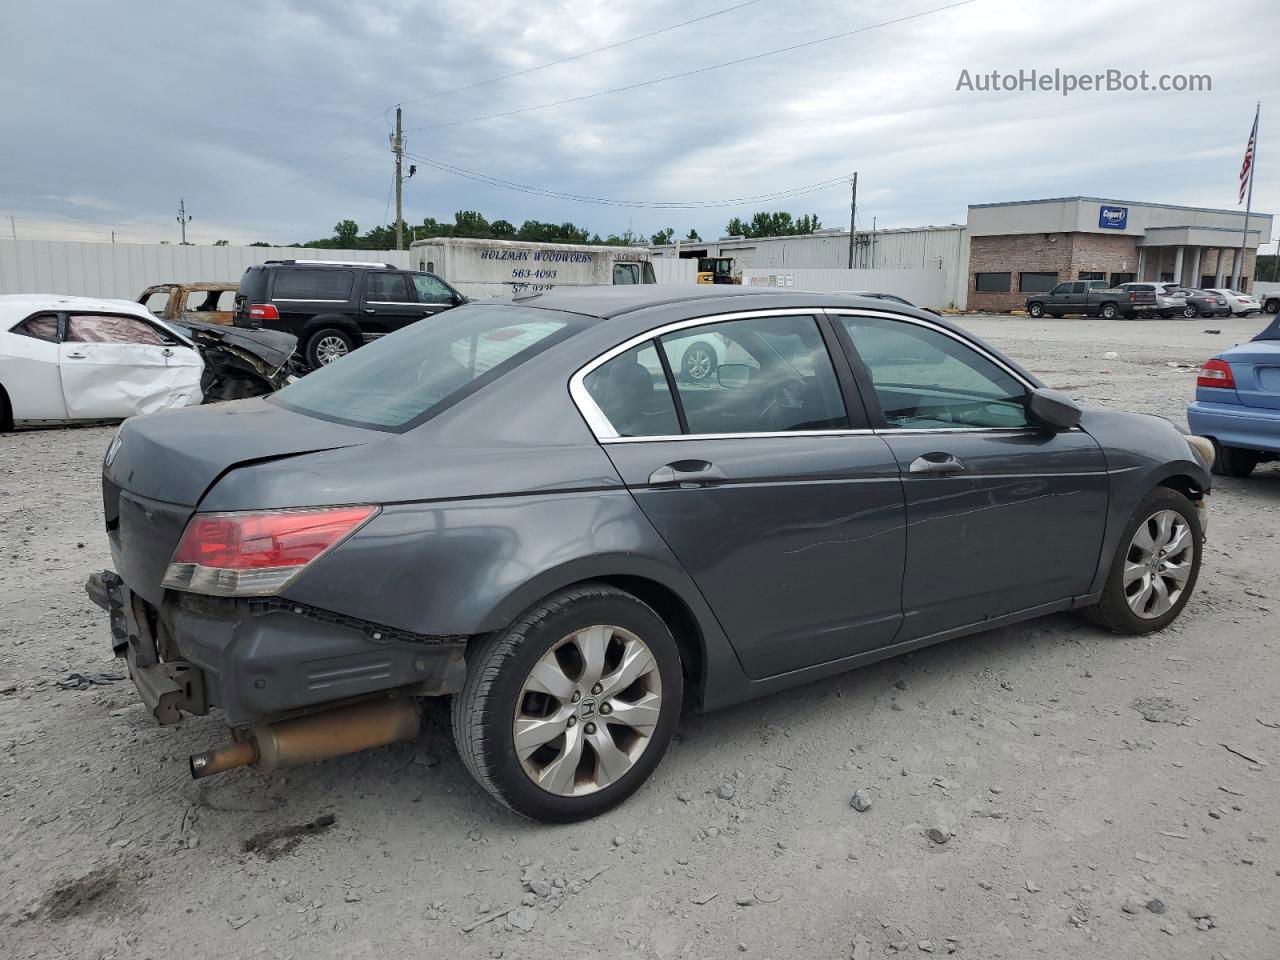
[1123,509,1194,619]
[315,335,350,364]
[684,345,714,382]
[513,624,662,797]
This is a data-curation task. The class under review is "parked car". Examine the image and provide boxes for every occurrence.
[87,288,1213,822]
[1203,288,1262,316]
[1173,288,1231,318]
[1259,290,1280,315]
[1119,282,1187,318]
[140,282,238,326]
[233,260,467,369]
[1,294,203,428]
[1025,280,1157,319]
[1186,314,1280,476]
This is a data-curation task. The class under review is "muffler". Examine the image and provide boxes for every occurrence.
[190,697,420,780]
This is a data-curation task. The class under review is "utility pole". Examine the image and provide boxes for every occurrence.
[846,173,858,269]
[176,199,192,245]
[871,216,876,270]
[392,106,404,251]
[8,215,15,240]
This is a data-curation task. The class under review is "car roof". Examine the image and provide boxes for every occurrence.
[0,294,191,341]
[504,285,931,319]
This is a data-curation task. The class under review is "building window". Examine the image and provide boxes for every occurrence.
[1019,271,1058,293]
[974,272,1011,292]
[1078,271,1105,281]
[1110,272,1135,287]
[1159,272,1174,282]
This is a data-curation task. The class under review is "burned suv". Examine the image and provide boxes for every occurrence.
[234,259,465,369]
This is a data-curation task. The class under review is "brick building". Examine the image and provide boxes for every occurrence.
[966,197,1273,312]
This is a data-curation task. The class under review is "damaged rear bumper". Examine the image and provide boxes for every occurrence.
[85,570,465,728]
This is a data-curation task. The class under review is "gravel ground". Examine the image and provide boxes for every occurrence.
[1,314,1277,960]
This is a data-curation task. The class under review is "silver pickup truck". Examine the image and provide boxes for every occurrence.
[1026,280,1157,320]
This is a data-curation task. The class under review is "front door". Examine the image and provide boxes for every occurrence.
[578,311,907,679]
[410,273,460,322]
[361,271,423,339]
[59,313,197,419]
[833,311,1109,640]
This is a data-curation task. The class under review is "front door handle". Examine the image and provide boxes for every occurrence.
[364,308,376,314]
[65,352,87,359]
[909,452,966,476]
[648,459,727,486]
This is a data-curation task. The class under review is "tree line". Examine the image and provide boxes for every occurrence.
[257,209,824,250]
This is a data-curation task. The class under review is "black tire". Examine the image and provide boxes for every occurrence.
[1210,438,1259,478]
[680,341,718,383]
[1264,297,1280,314]
[1027,302,1045,318]
[0,386,12,432]
[1081,487,1203,635]
[451,583,683,822]
[305,327,355,369]
[1181,304,1198,319]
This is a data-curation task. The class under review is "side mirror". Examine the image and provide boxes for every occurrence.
[1027,386,1081,431]
[716,363,752,389]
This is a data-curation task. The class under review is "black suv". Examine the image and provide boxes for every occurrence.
[233,260,466,368]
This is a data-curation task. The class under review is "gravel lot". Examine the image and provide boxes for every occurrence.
[2,314,1277,960]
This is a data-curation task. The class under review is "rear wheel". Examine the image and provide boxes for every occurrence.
[305,328,355,368]
[1099,302,1119,320]
[1210,438,1259,478]
[451,583,683,822]
[1027,302,1045,318]
[1181,304,1198,319]
[1082,488,1202,635]
[0,385,12,432]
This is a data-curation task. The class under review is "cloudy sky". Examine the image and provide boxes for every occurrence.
[2,0,1277,250]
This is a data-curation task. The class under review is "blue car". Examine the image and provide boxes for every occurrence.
[1187,315,1280,477]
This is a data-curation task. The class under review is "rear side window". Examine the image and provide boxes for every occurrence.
[12,314,60,342]
[365,272,411,302]
[273,304,577,430]
[238,267,268,302]
[583,343,680,437]
[271,269,353,301]
[186,290,235,312]
[66,314,174,345]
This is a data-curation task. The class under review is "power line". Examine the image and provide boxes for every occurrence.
[404,150,852,208]
[400,0,762,107]
[409,0,979,132]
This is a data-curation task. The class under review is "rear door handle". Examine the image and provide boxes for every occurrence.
[363,308,376,314]
[908,453,965,476]
[648,460,727,486]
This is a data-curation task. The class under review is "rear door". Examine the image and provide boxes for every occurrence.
[59,313,201,418]
[831,310,1108,640]
[575,310,907,679]
[361,271,422,339]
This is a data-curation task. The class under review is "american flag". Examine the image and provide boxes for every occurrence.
[1239,105,1258,204]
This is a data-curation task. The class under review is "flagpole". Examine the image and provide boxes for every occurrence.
[1232,101,1259,291]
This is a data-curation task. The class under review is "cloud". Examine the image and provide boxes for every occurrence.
[1,0,1275,250]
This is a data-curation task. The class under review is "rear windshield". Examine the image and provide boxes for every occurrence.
[272,304,580,430]
[271,268,353,301]
[238,267,267,302]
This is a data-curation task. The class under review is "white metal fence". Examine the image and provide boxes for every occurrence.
[0,240,414,300]
[740,267,951,310]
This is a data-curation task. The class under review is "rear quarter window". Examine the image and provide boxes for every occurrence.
[271,269,354,301]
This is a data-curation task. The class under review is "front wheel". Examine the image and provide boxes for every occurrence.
[1099,302,1119,320]
[1027,302,1045,318]
[451,583,683,822]
[681,341,718,383]
[305,328,355,369]
[1081,488,1202,635]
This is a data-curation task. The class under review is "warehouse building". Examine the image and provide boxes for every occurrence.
[966,197,1273,312]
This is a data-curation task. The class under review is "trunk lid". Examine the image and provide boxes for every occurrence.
[1221,341,1280,411]
[103,398,372,602]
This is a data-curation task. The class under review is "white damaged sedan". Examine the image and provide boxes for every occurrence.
[0,294,203,429]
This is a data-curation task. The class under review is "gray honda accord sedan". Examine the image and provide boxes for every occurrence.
[88,287,1214,821]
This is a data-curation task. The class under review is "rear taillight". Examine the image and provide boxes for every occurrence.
[249,303,279,321]
[1196,358,1236,389]
[163,506,377,597]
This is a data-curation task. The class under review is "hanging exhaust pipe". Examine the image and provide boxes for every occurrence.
[190,697,420,780]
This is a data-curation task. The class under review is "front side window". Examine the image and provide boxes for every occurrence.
[412,274,454,304]
[365,272,411,302]
[274,304,576,430]
[582,343,680,438]
[271,269,353,301]
[660,314,847,435]
[66,314,173,346]
[613,263,640,285]
[13,313,60,342]
[974,272,1011,292]
[840,315,1029,430]
[1050,283,1071,295]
